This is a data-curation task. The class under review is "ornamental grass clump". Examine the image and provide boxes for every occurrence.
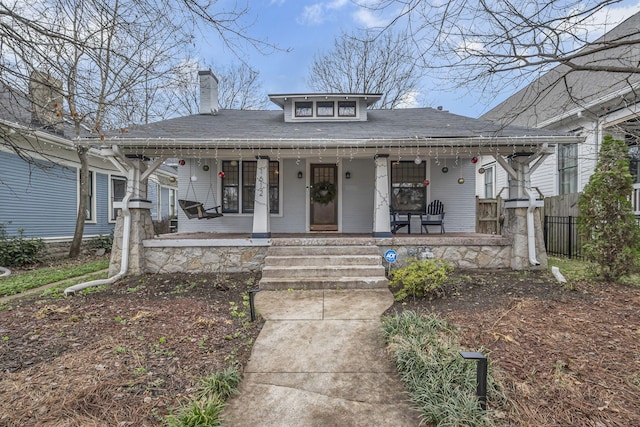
[382,311,506,426]
[165,368,241,427]
[389,258,453,301]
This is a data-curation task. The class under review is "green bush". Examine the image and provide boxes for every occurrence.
[89,231,113,253]
[390,258,453,301]
[0,224,46,268]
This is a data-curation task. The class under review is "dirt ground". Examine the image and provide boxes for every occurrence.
[1,262,639,426]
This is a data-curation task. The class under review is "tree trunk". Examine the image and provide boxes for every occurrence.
[69,146,89,258]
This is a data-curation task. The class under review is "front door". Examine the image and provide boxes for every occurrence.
[310,164,338,231]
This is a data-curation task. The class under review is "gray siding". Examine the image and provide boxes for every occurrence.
[342,159,374,232]
[429,158,476,232]
[271,159,306,232]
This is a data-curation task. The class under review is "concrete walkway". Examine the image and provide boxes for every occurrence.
[221,289,422,426]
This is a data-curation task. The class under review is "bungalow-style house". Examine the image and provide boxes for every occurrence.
[0,75,178,256]
[478,12,640,217]
[69,69,581,282]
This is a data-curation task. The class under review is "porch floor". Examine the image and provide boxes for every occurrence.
[151,232,510,246]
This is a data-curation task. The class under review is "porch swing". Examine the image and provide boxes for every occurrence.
[178,164,223,220]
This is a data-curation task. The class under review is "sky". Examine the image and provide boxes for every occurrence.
[197,0,640,118]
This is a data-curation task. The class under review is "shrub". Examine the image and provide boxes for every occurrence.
[390,258,453,301]
[89,231,114,253]
[0,224,46,268]
[578,135,640,281]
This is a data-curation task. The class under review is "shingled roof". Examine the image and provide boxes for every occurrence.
[103,107,568,142]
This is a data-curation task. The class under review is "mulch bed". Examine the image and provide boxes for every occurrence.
[1,265,639,426]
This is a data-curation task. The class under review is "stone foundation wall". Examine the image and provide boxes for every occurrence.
[144,246,268,274]
[140,239,511,274]
[377,243,512,269]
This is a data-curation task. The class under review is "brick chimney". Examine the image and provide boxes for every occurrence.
[29,71,64,132]
[198,69,219,115]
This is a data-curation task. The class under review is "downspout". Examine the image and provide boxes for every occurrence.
[0,267,10,277]
[523,187,541,266]
[64,147,134,295]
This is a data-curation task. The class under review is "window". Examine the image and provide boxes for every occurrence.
[316,101,334,117]
[558,143,578,194]
[79,170,95,221]
[111,176,127,221]
[391,161,426,212]
[294,101,313,117]
[338,101,356,117]
[222,160,279,214]
[483,165,494,198]
[169,188,177,218]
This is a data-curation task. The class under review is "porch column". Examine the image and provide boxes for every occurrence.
[495,150,550,269]
[251,156,271,239]
[372,154,392,237]
[109,157,155,276]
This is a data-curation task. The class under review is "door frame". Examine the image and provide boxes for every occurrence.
[306,162,342,232]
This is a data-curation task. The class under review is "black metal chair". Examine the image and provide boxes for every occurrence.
[420,200,445,234]
[390,208,411,234]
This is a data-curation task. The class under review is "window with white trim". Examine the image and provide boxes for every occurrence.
[558,143,578,194]
[222,160,280,214]
[110,176,127,221]
[483,165,495,198]
[79,170,96,221]
[391,161,426,212]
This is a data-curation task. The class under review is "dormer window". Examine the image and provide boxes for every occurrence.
[268,93,381,122]
[295,102,313,117]
[317,101,334,117]
[338,101,356,117]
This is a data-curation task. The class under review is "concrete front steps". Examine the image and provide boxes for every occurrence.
[259,245,389,290]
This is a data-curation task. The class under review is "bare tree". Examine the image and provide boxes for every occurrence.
[365,0,640,118]
[217,64,268,110]
[0,0,279,257]
[307,30,425,109]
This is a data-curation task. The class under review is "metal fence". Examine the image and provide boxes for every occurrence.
[544,216,583,259]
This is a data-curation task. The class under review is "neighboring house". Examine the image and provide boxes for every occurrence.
[478,12,640,217]
[0,76,178,250]
[75,70,581,274]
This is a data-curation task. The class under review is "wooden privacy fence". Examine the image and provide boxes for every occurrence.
[476,197,503,234]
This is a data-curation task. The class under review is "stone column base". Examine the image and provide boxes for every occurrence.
[109,208,155,277]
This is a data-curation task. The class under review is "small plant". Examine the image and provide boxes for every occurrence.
[89,232,114,253]
[114,316,127,325]
[0,224,46,268]
[390,258,453,301]
[164,368,241,427]
[164,395,225,427]
[196,368,241,400]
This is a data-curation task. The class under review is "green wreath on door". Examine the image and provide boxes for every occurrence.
[311,181,336,205]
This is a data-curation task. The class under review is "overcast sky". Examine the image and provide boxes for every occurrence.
[196,0,640,118]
